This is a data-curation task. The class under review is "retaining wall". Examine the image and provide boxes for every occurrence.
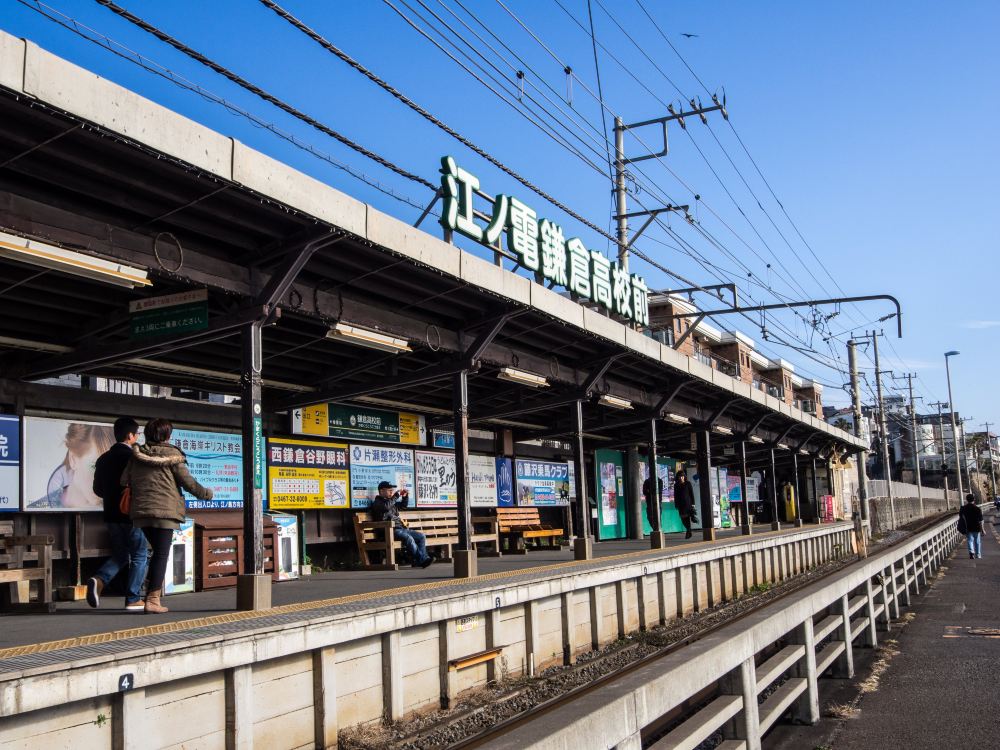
[0,524,855,749]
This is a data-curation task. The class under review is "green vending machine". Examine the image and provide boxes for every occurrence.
[594,448,628,540]
[640,457,687,533]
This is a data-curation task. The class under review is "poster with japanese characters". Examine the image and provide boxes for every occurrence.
[22,417,114,512]
[414,452,499,508]
[515,459,570,506]
[469,454,499,507]
[0,416,19,512]
[415,450,457,507]
[266,437,350,510]
[349,444,414,509]
[171,429,243,509]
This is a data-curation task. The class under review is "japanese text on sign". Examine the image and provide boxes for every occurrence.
[439,156,649,327]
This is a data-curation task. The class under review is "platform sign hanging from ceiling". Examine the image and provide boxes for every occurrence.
[438,156,650,327]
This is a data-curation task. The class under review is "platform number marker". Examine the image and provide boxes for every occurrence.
[118,673,135,692]
[494,596,501,609]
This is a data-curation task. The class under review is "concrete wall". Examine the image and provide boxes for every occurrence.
[0,525,856,750]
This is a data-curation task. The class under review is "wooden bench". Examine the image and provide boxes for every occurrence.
[353,510,501,570]
[0,519,55,612]
[496,507,563,553]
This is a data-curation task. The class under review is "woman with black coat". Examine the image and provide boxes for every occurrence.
[673,469,697,540]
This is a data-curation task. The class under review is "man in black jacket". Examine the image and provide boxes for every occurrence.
[959,493,984,559]
[86,417,148,610]
[369,480,432,568]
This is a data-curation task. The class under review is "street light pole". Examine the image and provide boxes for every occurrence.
[944,351,964,502]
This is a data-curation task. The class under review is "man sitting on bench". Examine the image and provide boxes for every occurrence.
[370,481,433,568]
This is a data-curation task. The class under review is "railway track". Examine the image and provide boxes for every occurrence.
[436,515,947,749]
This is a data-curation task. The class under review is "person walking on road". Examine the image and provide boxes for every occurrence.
[87,417,148,612]
[122,418,213,613]
[673,469,697,540]
[370,480,432,568]
[959,493,984,559]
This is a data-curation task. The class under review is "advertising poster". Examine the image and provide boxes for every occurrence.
[22,417,114,512]
[266,437,349,510]
[727,474,743,503]
[496,457,514,507]
[415,450,458,507]
[600,462,618,525]
[349,444,414,508]
[718,468,732,528]
[164,518,195,595]
[515,459,571,506]
[171,429,243,509]
[413,453,502,507]
[0,415,19,512]
[292,403,426,445]
[469,454,498,507]
[747,475,761,505]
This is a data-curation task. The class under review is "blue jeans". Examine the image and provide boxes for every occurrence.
[95,523,149,604]
[394,527,429,564]
[967,531,982,558]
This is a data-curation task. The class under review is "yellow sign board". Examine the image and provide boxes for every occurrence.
[266,437,350,510]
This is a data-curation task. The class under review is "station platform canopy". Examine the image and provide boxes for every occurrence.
[0,33,862,465]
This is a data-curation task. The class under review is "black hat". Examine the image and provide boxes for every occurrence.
[378,480,397,490]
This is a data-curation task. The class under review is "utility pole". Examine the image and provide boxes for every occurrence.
[982,421,998,502]
[944,351,965,502]
[847,339,869,526]
[930,400,951,507]
[960,416,974,496]
[613,100,723,272]
[869,331,896,528]
[894,373,924,518]
[613,116,629,271]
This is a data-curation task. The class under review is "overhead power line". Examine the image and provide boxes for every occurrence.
[93,0,435,190]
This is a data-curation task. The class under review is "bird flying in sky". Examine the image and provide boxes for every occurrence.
[681,33,699,38]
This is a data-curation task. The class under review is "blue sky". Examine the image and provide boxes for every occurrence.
[4,0,998,426]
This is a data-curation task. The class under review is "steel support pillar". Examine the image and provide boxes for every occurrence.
[237,321,270,611]
[453,369,476,578]
[792,456,804,527]
[696,429,715,541]
[739,440,752,536]
[769,447,781,531]
[648,419,665,548]
[811,457,821,523]
[572,401,593,560]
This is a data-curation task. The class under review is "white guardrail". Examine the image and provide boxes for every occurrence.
[490,514,960,750]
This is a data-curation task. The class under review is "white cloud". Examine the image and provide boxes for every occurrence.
[963,320,1000,329]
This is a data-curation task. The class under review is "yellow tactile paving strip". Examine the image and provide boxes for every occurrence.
[0,529,789,661]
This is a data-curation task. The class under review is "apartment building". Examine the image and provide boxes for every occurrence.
[648,294,823,414]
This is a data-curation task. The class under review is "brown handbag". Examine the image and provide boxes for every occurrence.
[119,486,132,515]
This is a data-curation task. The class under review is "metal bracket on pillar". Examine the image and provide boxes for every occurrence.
[614,205,689,249]
[706,398,739,428]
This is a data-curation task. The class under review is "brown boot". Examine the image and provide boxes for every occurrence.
[144,589,169,614]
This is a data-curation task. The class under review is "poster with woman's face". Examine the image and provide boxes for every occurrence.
[23,417,114,511]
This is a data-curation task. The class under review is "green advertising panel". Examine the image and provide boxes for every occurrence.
[640,456,687,534]
[595,448,627,540]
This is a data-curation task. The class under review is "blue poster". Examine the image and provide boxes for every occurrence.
[349,444,414,509]
[432,430,456,449]
[496,457,514,507]
[515,459,570,506]
[171,429,243,509]
[0,415,19,512]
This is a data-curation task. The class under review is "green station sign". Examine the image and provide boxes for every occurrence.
[130,289,209,339]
